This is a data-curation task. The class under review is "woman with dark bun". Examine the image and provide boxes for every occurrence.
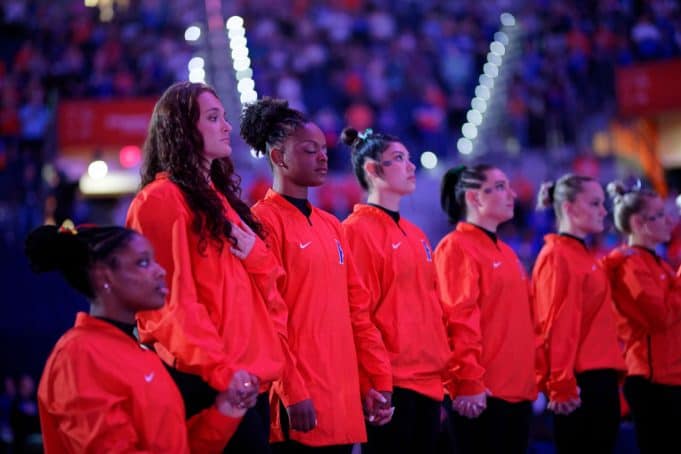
[126,82,289,453]
[433,165,536,454]
[532,174,625,453]
[339,127,449,454]
[27,221,256,453]
[240,98,393,453]
[602,180,681,454]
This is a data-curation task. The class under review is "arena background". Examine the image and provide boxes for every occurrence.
[1,1,680,452]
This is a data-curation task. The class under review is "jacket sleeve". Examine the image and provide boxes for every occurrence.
[250,209,311,407]
[534,253,582,402]
[610,257,681,332]
[434,239,485,397]
[343,231,393,395]
[40,349,152,453]
[186,406,241,454]
[126,192,233,391]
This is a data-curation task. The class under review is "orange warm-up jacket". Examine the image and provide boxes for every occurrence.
[39,313,239,453]
[252,190,393,447]
[434,222,536,403]
[126,173,284,392]
[342,204,450,401]
[531,234,625,403]
[603,246,681,385]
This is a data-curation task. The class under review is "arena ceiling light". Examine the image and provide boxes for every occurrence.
[226,15,258,107]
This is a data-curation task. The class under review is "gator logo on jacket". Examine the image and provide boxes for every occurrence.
[335,239,345,264]
[421,239,433,262]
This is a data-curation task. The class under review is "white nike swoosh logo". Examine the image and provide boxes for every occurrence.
[492,261,502,269]
[299,241,312,249]
[392,242,401,249]
[144,372,155,383]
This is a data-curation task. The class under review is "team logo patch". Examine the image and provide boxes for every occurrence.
[335,239,345,264]
[421,239,432,262]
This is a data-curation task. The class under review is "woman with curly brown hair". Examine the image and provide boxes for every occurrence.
[126,82,289,453]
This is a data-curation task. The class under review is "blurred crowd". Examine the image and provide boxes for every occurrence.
[1,0,680,251]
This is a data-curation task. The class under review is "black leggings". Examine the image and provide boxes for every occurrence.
[445,395,532,454]
[624,375,681,454]
[553,369,620,454]
[363,387,441,454]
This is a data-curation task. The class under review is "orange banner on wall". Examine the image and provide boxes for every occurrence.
[57,99,156,150]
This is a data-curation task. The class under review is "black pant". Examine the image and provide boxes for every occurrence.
[624,375,681,454]
[553,369,620,454]
[363,387,441,454]
[166,366,272,453]
[272,441,353,454]
[271,402,353,454]
[445,395,532,454]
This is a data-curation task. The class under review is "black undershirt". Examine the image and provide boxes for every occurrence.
[559,232,587,249]
[95,317,138,341]
[469,223,497,244]
[368,203,400,224]
[282,194,312,218]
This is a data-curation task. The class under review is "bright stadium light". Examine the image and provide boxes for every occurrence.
[235,68,253,80]
[467,109,483,126]
[475,85,491,100]
[237,78,255,93]
[490,41,505,56]
[483,62,499,78]
[187,57,204,71]
[479,74,494,88]
[88,160,108,180]
[226,16,244,30]
[189,68,206,83]
[462,123,478,140]
[184,26,201,42]
[494,31,509,46]
[487,52,502,66]
[457,137,473,155]
[420,151,438,169]
[471,97,487,113]
[500,12,516,27]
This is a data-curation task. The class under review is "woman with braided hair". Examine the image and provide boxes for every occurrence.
[241,97,393,453]
[532,174,625,453]
[339,126,450,454]
[434,165,536,454]
[602,180,681,454]
[26,221,256,453]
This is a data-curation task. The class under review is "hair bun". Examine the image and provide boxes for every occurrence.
[536,180,556,210]
[340,127,359,148]
[25,225,86,273]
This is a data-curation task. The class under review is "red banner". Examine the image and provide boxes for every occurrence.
[616,59,681,117]
[57,99,156,149]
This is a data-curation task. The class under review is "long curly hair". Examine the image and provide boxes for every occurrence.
[141,81,262,253]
